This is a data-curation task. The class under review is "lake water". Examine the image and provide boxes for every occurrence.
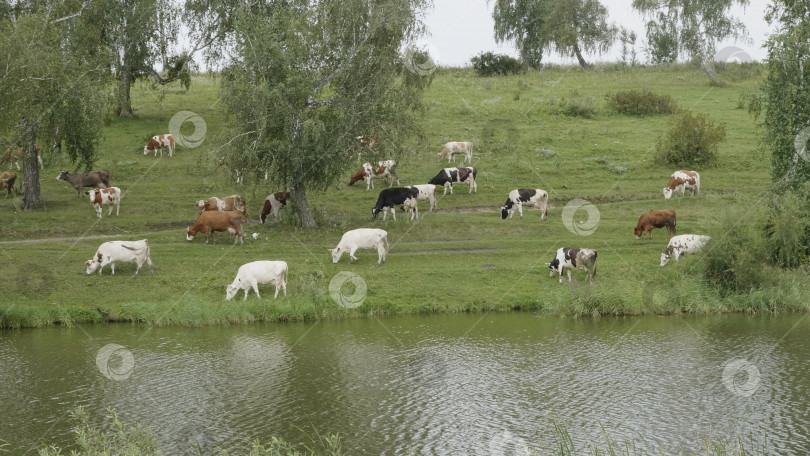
[1,312,808,454]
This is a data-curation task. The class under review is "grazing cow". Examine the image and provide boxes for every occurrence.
[85,240,154,276]
[547,247,598,284]
[634,210,677,240]
[663,170,700,199]
[437,141,473,164]
[427,167,477,195]
[330,228,389,265]
[144,134,176,157]
[501,189,549,220]
[0,171,17,197]
[260,192,291,223]
[372,187,419,221]
[187,210,245,245]
[56,170,110,197]
[86,187,121,218]
[348,160,400,190]
[2,144,42,169]
[660,234,711,266]
[196,195,248,221]
[407,184,438,211]
[226,260,288,300]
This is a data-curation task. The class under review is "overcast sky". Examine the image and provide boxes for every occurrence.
[422,0,775,67]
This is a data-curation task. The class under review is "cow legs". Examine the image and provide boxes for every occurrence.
[110,262,116,276]
[377,244,385,265]
[517,203,524,219]
[391,207,396,221]
[251,281,260,300]
[349,247,359,264]
[448,183,454,195]
[567,269,572,282]
[470,177,477,194]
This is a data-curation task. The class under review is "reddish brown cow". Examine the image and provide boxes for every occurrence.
[634,210,676,240]
[0,171,17,197]
[186,210,244,245]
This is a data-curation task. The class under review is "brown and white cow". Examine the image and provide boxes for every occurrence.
[0,171,17,197]
[355,135,379,160]
[348,160,399,190]
[663,170,700,199]
[547,247,597,284]
[437,141,473,164]
[196,195,248,221]
[187,210,245,245]
[144,134,176,157]
[86,187,121,218]
[501,189,549,220]
[260,192,291,223]
[634,210,676,240]
[2,144,42,169]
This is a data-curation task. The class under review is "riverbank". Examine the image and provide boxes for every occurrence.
[3,63,808,329]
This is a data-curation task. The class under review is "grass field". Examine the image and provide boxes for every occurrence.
[2,63,806,328]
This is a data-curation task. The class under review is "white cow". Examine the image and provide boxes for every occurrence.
[437,141,473,164]
[660,234,711,266]
[226,261,288,300]
[86,187,121,218]
[547,247,598,284]
[407,184,438,211]
[85,240,154,276]
[330,228,389,266]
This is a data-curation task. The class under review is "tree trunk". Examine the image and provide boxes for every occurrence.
[701,57,719,83]
[117,63,133,117]
[573,44,590,71]
[290,180,317,227]
[21,121,40,211]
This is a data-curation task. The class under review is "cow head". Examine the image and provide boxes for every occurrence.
[634,226,643,239]
[660,252,671,266]
[501,207,509,219]
[546,259,560,277]
[85,259,99,275]
[371,207,380,219]
[662,187,673,199]
[186,227,196,242]
[56,171,68,181]
[330,247,343,263]
[225,281,240,301]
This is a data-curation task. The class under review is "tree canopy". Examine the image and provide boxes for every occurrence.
[219,0,432,227]
[632,0,749,80]
[493,0,617,70]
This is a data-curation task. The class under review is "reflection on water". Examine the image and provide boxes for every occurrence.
[1,313,808,454]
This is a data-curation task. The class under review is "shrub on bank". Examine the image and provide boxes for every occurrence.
[605,89,679,115]
[470,52,525,77]
[656,111,725,166]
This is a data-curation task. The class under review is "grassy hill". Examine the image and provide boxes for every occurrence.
[2,63,806,328]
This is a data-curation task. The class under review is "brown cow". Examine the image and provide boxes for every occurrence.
[195,195,248,221]
[186,210,244,245]
[2,144,42,169]
[0,171,17,197]
[634,210,676,240]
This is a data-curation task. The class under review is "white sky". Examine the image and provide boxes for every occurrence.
[422,0,775,66]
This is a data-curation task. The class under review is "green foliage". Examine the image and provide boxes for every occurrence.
[220,0,431,226]
[762,0,810,187]
[633,0,749,79]
[39,407,161,455]
[657,111,726,166]
[548,90,598,117]
[493,0,617,70]
[701,210,770,294]
[470,52,525,76]
[765,189,810,268]
[605,89,679,115]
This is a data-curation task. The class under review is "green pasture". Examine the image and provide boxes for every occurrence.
[2,64,805,328]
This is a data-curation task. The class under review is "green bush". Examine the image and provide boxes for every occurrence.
[470,52,525,77]
[550,90,598,118]
[605,90,678,115]
[701,210,770,294]
[656,111,725,166]
[766,190,810,268]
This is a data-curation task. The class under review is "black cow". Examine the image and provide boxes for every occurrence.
[372,187,419,220]
[427,167,477,195]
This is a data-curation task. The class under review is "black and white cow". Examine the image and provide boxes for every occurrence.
[427,167,477,195]
[501,189,549,220]
[372,187,419,221]
[547,247,597,284]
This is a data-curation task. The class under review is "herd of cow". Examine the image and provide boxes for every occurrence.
[5,133,712,300]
